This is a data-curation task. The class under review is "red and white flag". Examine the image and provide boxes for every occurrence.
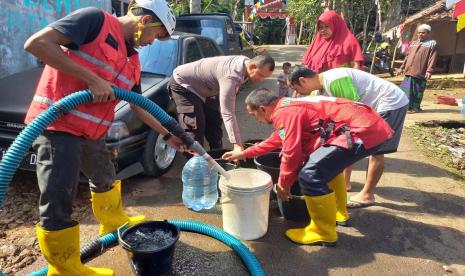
[453,0,465,32]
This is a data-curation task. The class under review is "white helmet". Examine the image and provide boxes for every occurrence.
[135,0,176,35]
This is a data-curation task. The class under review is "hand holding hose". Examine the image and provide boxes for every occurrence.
[87,77,115,103]
[163,119,207,156]
[166,136,195,154]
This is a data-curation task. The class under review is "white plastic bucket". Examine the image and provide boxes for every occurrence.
[219,168,272,240]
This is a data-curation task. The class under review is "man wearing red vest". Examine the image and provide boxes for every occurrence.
[23,0,176,274]
[223,89,393,246]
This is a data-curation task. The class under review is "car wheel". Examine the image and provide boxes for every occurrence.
[142,130,177,177]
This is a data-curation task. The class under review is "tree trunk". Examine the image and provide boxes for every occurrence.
[298,22,304,45]
[340,0,350,23]
[384,0,403,31]
[362,2,373,51]
[231,0,240,20]
[190,0,201,13]
[351,2,357,33]
[308,22,317,44]
[406,0,412,17]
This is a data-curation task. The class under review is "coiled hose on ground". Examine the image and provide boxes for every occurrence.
[0,88,265,276]
[29,220,265,276]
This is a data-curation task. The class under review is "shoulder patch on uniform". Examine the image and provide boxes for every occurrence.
[281,98,292,106]
[278,128,286,140]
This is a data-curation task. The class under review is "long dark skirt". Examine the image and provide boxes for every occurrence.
[399,76,427,110]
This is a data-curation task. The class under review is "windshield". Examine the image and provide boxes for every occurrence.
[176,19,224,46]
[138,39,178,76]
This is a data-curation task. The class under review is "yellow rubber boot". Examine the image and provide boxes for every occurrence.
[37,224,114,276]
[285,192,337,246]
[328,173,350,226]
[91,180,145,236]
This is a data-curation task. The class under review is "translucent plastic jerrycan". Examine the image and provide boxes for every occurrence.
[461,97,465,116]
[182,156,219,211]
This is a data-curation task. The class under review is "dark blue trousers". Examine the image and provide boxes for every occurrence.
[298,143,381,196]
[33,131,116,230]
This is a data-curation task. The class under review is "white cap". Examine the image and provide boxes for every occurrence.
[135,0,176,35]
[418,24,432,32]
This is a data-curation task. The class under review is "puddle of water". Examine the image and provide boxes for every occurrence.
[124,227,176,251]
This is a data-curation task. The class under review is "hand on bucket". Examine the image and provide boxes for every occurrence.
[222,150,246,162]
[276,182,291,202]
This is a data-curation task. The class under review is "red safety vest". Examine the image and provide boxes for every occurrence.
[275,96,394,149]
[25,11,140,140]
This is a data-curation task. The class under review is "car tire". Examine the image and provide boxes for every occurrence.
[142,130,177,177]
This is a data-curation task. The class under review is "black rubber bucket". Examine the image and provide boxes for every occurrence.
[207,148,238,171]
[244,139,265,149]
[274,184,309,222]
[241,140,261,168]
[119,221,180,276]
[254,152,281,201]
[254,152,308,221]
[254,152,281,184]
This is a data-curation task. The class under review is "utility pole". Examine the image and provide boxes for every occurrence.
[190,0,201,13]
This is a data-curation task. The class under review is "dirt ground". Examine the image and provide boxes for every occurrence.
[422,88,465,103]
[2,45,465,275]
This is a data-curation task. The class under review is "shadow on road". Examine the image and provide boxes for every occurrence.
[375,186,465,216]
[253,208,465,275]
[409,108,459,114]
[351,155,464,179]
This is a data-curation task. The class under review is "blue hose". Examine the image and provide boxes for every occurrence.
[29,220,265,276]
[0,88,265,276]
[169,220,265,276]
[0,88,171,206]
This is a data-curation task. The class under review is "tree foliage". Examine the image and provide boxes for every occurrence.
[286,0,440,47]
[168,0,235,16]
[253,18,286,45]
[166,0,439,46]
[286,0,322,24]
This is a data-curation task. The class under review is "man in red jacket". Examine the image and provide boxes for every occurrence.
[23,1,178,275]
[223,89,393,246]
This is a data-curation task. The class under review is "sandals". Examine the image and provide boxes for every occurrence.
[347,195,375,208]
[407,108,422,114]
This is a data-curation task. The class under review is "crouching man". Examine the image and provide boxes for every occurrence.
[223,89,393,246]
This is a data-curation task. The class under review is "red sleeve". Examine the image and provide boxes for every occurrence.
[351,42,364,63]
[243,132,282,158]
[275,109,308,189]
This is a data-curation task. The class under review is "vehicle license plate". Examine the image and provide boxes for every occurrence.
[0,147,37,170]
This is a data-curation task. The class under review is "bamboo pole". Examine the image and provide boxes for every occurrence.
[391,42,398,70]
[370,43,379,74]
[298,22,304,45]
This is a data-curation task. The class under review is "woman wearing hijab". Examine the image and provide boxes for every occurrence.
[302,10,364,73]
[296,11,364,219]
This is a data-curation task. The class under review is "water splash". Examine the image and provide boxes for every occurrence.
[124,227,175,251]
